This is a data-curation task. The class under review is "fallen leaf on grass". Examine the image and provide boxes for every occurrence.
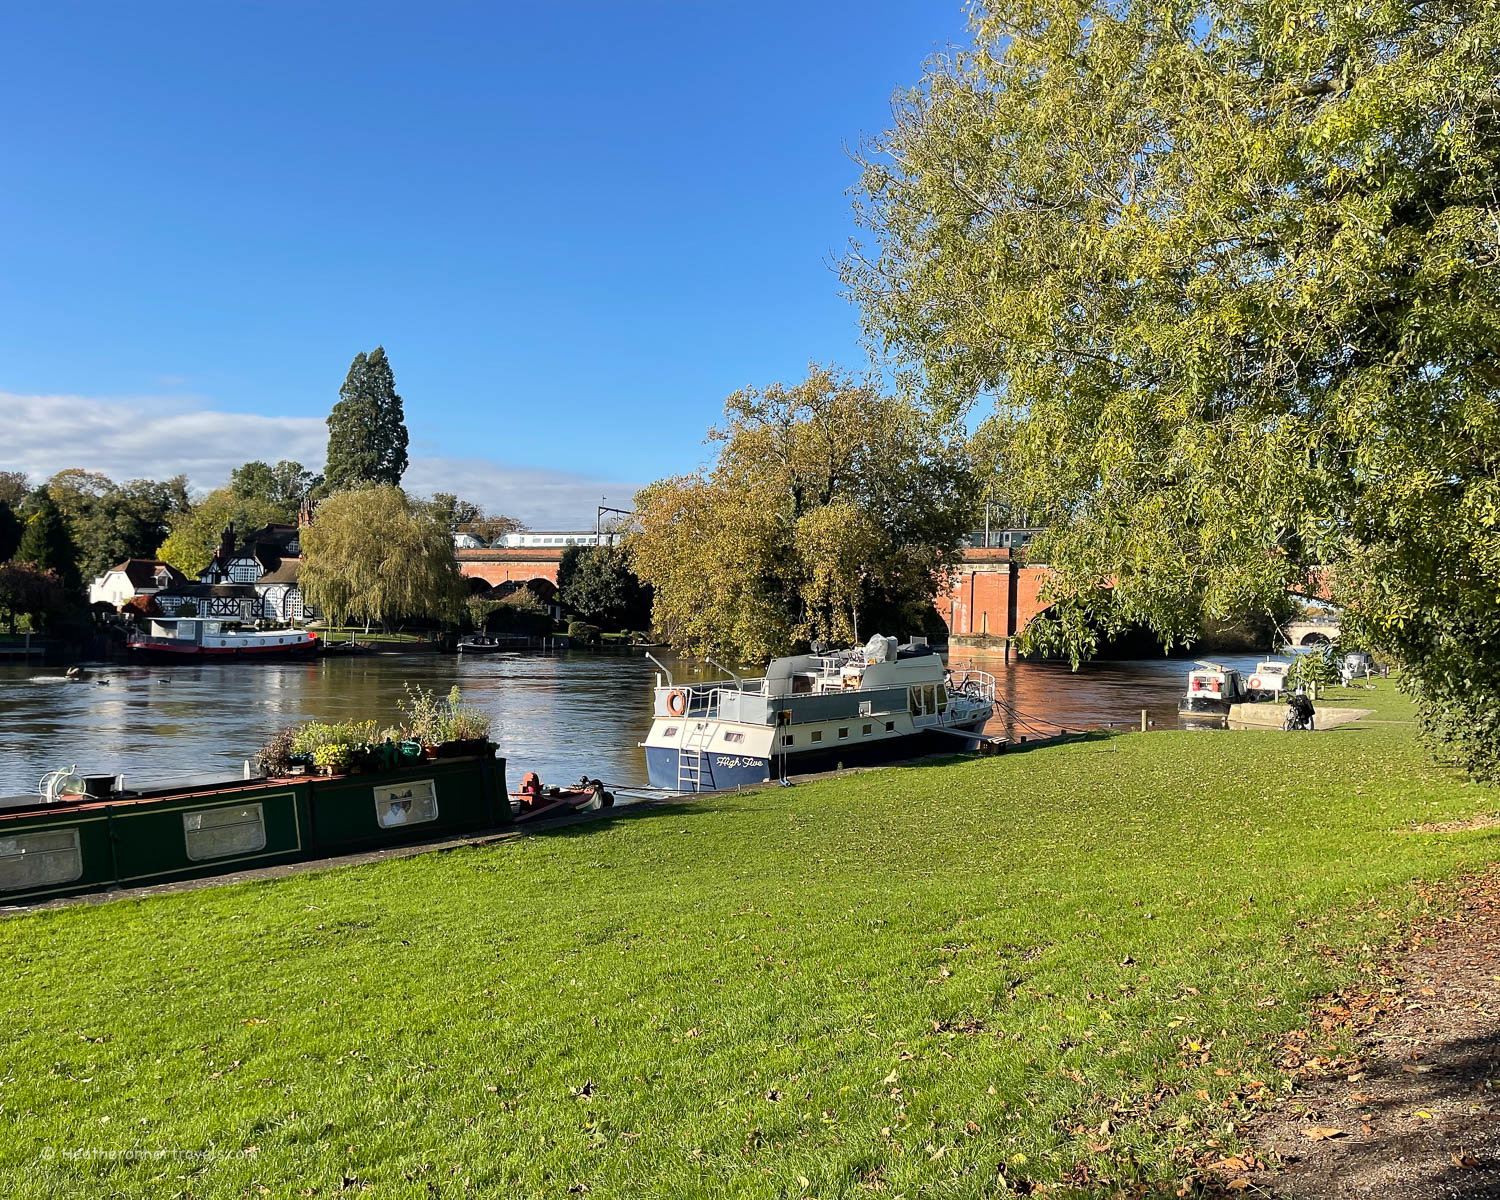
[1302,1127,1346,1141]
[1206,1156,1249,1173]
[1452,1152,1480,1169]
[1401,1064,1433,1074]
[1226,1180,1252,1192]
[1414,1110,1434,1120]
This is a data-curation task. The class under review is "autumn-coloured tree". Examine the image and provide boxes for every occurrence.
[631,366,975,660]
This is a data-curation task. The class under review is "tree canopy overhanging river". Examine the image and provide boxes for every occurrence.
[0,649,1273,798]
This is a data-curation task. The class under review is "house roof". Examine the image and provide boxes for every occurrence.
[256,559,301,585]
[107,559,186,590]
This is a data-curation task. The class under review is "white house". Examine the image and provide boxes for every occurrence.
[153,522,316,622]
[89,560,187,609]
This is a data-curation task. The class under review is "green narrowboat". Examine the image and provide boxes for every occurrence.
[0,751,509,906]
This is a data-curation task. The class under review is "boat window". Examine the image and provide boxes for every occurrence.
[837,727,849,739]
[183,803,267,861]
[862,724,872,735]
[908,686,922,714]
[885,721,896,732]
[783,734,794,746]
[810,730,823,743]
[723,731,744,743]
[935,685,948,713]
[374,780,439,829]
[0,827,83,892]
[922,685,937,714]
[663,726,678,737]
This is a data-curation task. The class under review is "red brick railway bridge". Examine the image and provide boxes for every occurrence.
[455,545,1053,645]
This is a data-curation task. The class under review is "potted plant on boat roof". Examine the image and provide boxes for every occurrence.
[312,741,353,776]
[257,725,298,777]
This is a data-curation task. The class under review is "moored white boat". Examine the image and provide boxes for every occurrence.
[1245,659,1292,702]
[642,635,997,791]
[1179,661,1247,716]
[127,617,319,661]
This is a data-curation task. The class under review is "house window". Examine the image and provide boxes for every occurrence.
[811,731,823,743]
[0,828,83,892]
[723,731,744,743]
[374,780,438,829]
[862,724,872,736]
[183,804,267,861]
[837,727,849,740]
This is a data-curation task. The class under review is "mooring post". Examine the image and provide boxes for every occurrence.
[1140,708,1148,733]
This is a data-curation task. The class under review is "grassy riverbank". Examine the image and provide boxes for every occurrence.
[3,680,1496,1197]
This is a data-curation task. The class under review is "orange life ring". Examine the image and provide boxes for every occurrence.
[1248,676,1263,690]
[667,689,687,716]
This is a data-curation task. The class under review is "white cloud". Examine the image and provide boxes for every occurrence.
[0,392,640,530]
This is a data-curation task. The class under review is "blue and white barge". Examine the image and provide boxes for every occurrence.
[642,636,997,791]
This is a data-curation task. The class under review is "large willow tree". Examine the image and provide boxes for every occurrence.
[300,485,466,629]
[631,366,975,661]
[847,0,1500,775]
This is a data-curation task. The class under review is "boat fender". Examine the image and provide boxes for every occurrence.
[667,689,687,716]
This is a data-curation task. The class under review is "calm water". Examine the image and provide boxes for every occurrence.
[0,649,1270,798]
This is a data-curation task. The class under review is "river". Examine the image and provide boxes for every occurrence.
[0,648,1274,798]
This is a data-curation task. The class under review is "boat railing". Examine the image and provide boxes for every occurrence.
[947,667,997,704]
[653,680,767,720]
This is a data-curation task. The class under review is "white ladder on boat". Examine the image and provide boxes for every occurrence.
[678,722,715,792]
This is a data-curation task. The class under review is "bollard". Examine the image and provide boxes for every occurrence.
[1140,708,1148,733]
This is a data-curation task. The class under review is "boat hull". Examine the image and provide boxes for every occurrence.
[128,640,320,662]
[1178,695,1232,716]
[645,722,990,791]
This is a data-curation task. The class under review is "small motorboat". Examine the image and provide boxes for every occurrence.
[510,773,615,821]
[1245,659,1291,702]
[1179,661,1247,716]
[458,635,510,655]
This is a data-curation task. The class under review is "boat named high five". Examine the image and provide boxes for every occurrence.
[643,635,997,791]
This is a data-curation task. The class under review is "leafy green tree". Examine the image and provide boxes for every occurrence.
[632,365,976,659]
[0,562,68,631]
[45,470,191,578]
[323,347,409,493]
[0,471,29,508]
[230,460,319,517]
[557,544,653,632]
[0,500,21,562]
[299,484,466,628]
[427,493,522,541]
[847,0,1500,774]
[16,490,81,592]
[156,489,283,577]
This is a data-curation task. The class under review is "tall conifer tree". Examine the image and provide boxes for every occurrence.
[16,491,81,592]
[323,346,409,493]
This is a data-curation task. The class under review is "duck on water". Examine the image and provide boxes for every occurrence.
[642,635,998,792]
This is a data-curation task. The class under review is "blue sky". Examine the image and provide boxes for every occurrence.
[0,2,969,525]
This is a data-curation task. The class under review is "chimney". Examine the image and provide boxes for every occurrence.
[298,495,316,529]
[218,523,236,561]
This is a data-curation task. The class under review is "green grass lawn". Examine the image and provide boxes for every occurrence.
[2,680,1496,1198]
